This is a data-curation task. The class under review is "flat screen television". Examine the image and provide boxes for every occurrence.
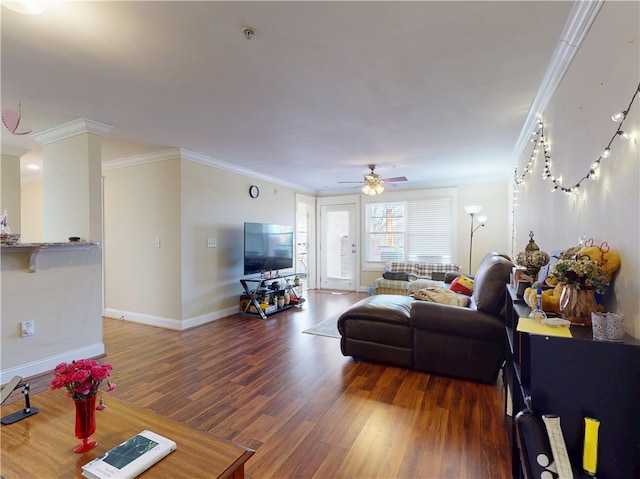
[244,222,294,275]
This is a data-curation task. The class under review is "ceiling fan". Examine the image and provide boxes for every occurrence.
[339,164,407,195]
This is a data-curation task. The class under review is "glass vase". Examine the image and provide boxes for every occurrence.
[559,286,597,326]
[73,395,98,453]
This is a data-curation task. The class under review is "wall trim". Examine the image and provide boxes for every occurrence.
[104,306,238,331]
[0,343,105,385]
[181,306,239,330]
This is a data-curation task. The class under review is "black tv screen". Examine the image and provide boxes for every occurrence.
[244,222,294,275]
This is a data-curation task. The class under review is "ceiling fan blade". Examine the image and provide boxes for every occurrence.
[338,181,365,184]
[382,176,408,182]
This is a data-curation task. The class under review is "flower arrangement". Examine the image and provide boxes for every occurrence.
[550,255,610,292]
[50,359,116,409]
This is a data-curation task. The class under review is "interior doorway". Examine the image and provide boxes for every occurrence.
[295,194,316,290]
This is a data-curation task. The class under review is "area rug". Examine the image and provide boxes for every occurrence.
[302,316,340,338]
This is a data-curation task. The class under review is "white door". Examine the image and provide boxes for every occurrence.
[320,203,356,291]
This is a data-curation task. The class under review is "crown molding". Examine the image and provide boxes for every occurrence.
[179,148,313,193]
[512,0,604,159]
[31,118,113,145]
[101,148,182,170]
[103,147,314,193]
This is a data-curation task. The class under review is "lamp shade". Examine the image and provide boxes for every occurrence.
[464,205,482,215]
[477,215,487,225]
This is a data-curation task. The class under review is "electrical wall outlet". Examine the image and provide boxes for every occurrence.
[21,320,35,338]
[154,237,161,248]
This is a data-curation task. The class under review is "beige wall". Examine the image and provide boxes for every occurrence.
[180,160,296,324]
[513,1,639,338]
[1,154,22,233]
[103,158,183,327]
[456,181,511,274]
[42,133,102,242]
[2,129,105,384]
[1,246,104,383]
[19,182,43,242]
[101,155,297,329]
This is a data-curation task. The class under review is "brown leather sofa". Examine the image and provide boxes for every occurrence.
[337,252,514,383]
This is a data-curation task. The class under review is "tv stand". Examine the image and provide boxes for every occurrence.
[240,272,304,319]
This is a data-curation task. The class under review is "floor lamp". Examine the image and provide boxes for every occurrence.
[464,205,487,274]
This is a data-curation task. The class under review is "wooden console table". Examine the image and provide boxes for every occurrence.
[0,388,254,478]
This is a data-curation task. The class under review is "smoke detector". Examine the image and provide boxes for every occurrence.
[241,26,255,40]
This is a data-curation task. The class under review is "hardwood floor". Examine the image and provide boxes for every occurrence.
[8,290,512,478]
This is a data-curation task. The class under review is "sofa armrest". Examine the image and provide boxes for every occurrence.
[410,301,505,343]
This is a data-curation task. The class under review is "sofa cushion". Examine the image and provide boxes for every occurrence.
[338,294,413,325]
[472,254,513,317]
[382,271,410,281]
[450,275,474,295]
[338,295,414,355]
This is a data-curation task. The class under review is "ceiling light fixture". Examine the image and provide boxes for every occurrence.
[362,184,384,196]
[1,0,48,14]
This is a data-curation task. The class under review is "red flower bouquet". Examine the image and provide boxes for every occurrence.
[50,359,116,408]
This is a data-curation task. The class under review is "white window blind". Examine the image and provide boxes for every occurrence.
[365,195,453,264]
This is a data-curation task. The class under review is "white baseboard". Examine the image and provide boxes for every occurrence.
[1,343,105,385]
[104,306,239,331]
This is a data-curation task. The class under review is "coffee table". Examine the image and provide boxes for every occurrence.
[1,388,254,478]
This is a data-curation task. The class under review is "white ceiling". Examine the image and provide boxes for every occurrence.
[1,1,576,194]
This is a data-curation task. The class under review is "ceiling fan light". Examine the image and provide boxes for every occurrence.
[362,184,383,195]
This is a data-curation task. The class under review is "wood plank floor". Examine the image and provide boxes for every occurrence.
[8,290,512,478]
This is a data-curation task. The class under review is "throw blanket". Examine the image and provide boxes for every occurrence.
[413,287,470,307]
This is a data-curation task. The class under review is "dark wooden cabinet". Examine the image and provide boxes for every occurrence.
[504,285,640,479]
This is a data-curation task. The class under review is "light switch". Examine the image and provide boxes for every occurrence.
[207,238,217,248]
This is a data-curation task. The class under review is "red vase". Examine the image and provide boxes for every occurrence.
[73,395,98,453]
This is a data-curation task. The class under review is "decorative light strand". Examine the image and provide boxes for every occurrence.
[514,81,640,196]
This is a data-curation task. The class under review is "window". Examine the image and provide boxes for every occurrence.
[364,192,454,267]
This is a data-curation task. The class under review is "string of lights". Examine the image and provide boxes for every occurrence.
[514,81,640,196]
